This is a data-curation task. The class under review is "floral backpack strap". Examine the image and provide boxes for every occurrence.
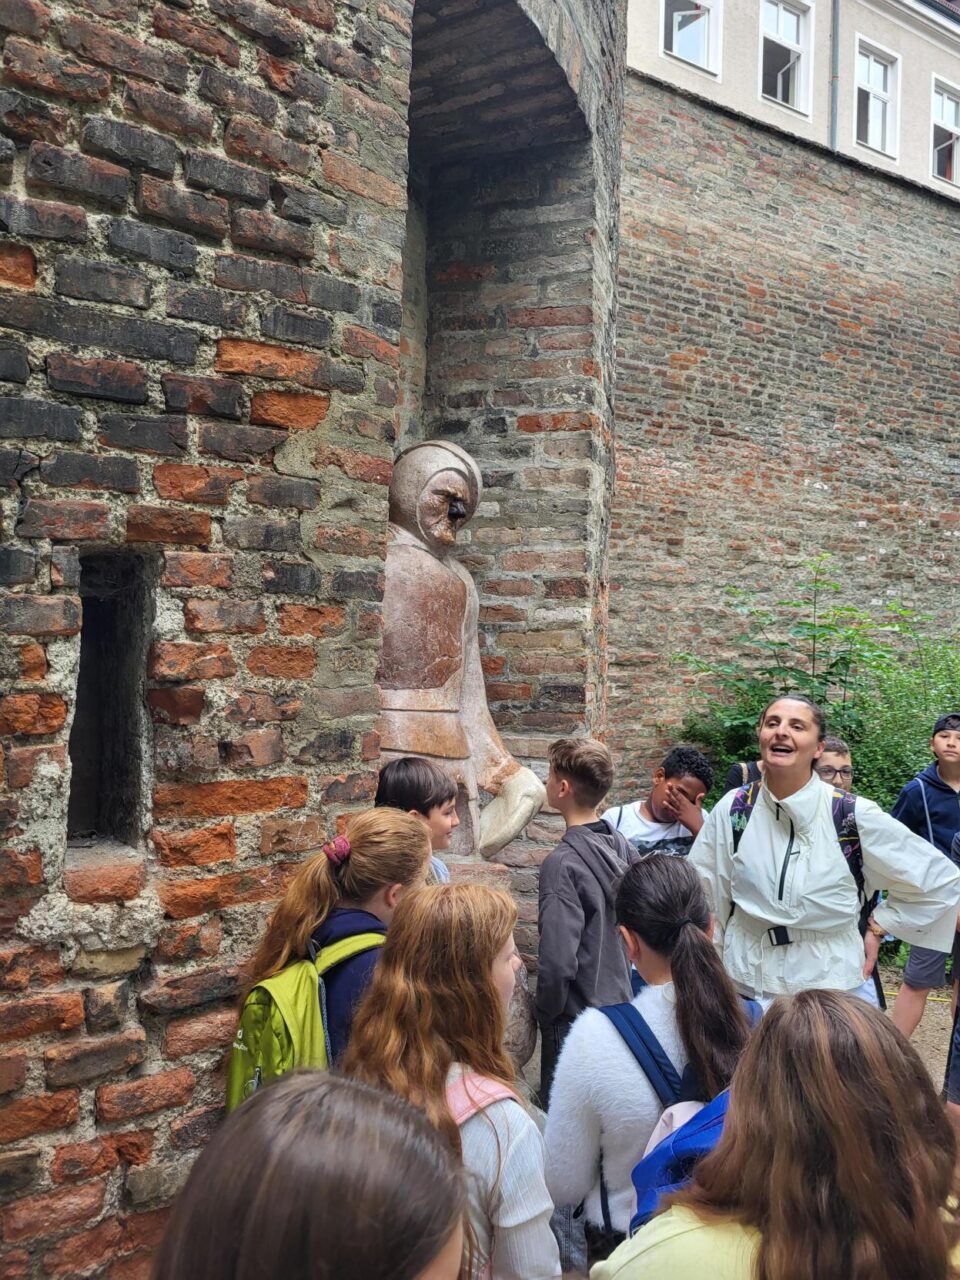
[729,780,761,855]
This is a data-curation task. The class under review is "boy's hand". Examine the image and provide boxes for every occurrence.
[662,783,705,834]
[863,929,881,980]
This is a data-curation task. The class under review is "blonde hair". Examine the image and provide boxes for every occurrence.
[343,884,518,1153]
[246,809,431,991]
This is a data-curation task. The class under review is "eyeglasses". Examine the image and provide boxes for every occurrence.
[816,765,853,781]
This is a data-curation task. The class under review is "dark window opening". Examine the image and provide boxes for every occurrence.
[762,38,799,107]
[68,554,154,845]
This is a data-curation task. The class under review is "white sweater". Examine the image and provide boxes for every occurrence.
[543,983,686,1233]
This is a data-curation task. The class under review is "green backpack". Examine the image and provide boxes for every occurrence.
[225,932,384,1112]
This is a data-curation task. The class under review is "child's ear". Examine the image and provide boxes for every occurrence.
[652,768,665,785]
[618,925,642,967]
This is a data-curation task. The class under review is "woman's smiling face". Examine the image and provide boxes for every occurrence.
[757,698,825,776]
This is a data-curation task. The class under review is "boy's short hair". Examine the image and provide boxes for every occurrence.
[661,745,714,793]
[822,735,851,755]
[933,714,960,735]
[548,737,614,808]
[375,757,457,817]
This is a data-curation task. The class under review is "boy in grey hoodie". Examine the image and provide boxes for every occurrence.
[536,737,635,1106]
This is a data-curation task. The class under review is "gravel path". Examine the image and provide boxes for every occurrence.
[881,965,954,1088]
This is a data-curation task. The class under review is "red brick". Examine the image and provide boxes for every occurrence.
[124,81,214,141]
[161,374,243,420]
[322,151,403,208]
[153,465,242,506]
[138,964,241,1014]
[214,337,321,385]
[43,1029,146,1088]
[517,411,600,433]
[168,1103,223,1151]
[109,1253,153,1280]
[0,693,66,735]
[343,323,399,367]
[0,1053,27,1096]
[18,642,46,681]
[63,846,146,905]
[120,1206,169,1253]
[277,604,345,636]
[249,390,329,429]
[0,1180,104,1244]
[0,992,83,1044]
[59,15,188,90]
[151,8,240,67]
[0,1090,77,1143]
[183,599,265,634]
[0,848,42,894]
[0,0,50,39]
[312,524,379,556]
[138,175,228,240]
[112,1130,154,1167]
[160,552,233,590]
[161,1006,235,1059]
[151,823,235,868]
[230,208,313,260]
[273,0,332,29]
[153,776,308,820]
[146,686,205,726]
[219,726,284,768]
[42,1216,122,1276]
[0,595,80,637]
[256,52,329,106]
[310,444,391,485]
[51,1138,116,1184]
[157,862,292,918]
[46,352,145,403]
[16,499,110,541]
[154,919,221,963]
[259,815,322,854]
[0,89,68,145]
[126,505,211,546]
[95,1068,194,1123]
[245,645,315,677]
[224,117,311,174]
[224,691,301,723]
[147,642,236,681]
[0,943,62,992]
[0,244,36,291]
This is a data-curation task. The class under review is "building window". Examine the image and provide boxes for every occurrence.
[762,0,806,111]
[662,0,720,74]
[934,83,960,184]
[856,42,897,157]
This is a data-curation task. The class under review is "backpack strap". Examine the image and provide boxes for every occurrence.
[740,761,749,785]
[830,789,863,895]
[729,781,761,856]
[445,1071,518,1126]
[918,778,936,848]
[311,931,385,975]
[597,1004,684,1108]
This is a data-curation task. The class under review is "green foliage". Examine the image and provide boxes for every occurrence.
[675,556,960,808]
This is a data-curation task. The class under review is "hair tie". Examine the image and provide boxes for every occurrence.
[323,835,351,866]
[674,918,696,932]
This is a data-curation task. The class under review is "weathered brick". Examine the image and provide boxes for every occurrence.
[0,847,43,893]
[208,0,302,53]
[40,451,139,493]
[139,964,241,1014]
[224,117,311,174]
[0,943,61,992]
[0,0,50,39]
[0,1180,103,1244]
[0,295,199,363]
[123,81,214,142]
[277,603,344,635]
[153,776,307,821]
[82,980,129,1033]
[138,176,229,241]
[0,549,35,585]
[151,823,235,868]
[0,245,36,293]
[0,1053,27,1096]
[215,338,361,391]
[155,918,221,964]
[0,86,69,145]
[16,500,110,540]
[223,690,300,723]
[2,38,109,102]
[0,594,80,636]
[259,305,331,349]
[182,151,269,205]
[0,992,83,1044]
[322,149,403,206]
[153,463,242,505]
[126,505,211,546]
[231,208,313,259]
[249,389,329,429]
[246,474,320,510]
[0,447,38,485]
[169,1104,223,1151]
[43,1029,146,1087]
[157,863,291,917]
[46,352,147,404]
[51,1137,117,1183]
[183,598,265,633]
[198,421,286,463]
[6,746,67,793]
[17,643,46,680]
[245,645,314,677]
[148,641,236,682]
[42,1216,123,1277]
[49,546,79,588]
[64,845,146,904]
[159,552,233,589]
[165,284,248,329]
[330,568,383,600]
[152,8,241,67]
[146,686,205,726]
[223,516,299,551]
[0,193,86,242]
[95,1068,194,1122]
[99,414,188,457]
[82,118,177,177]
[26,141,127,207]
[60,15,189,91]
[271,179,346,226]
[154,727,220,775]
[161,1007,235,1059]
[213,253,359,311]
[107,219,197,275]
[161,374,243,421]
[55,257,151,309]
[256,52,329,107]
[259,815,322,854]
[197,64,276,123]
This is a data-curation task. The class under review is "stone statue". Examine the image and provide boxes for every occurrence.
[377,440,545,856]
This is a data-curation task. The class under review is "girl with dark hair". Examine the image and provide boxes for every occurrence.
[543,855,752,1262]
[691,694,960,1003]
[593,989,960,1280]
[153,1073,467,1280]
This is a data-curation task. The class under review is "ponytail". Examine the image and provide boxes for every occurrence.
[615,855,750,1099]
[246,808,431,992]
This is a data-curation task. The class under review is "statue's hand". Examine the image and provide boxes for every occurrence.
[478,766,546,857]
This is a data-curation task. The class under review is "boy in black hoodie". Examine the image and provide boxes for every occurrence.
[536,737,635,1106]
[891,713,960,1038]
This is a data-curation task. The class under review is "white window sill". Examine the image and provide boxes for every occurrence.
[761,93,811,119]
[855,140,898,162]
[661,49,719,78]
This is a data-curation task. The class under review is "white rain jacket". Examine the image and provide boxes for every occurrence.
[690,774,960,998]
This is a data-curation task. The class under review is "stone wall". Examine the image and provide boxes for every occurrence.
[0,0,626,1272]
[608,73,960,798]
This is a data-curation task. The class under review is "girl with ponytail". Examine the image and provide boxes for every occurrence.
[244,808,431,1064]
[543,854,752,1263]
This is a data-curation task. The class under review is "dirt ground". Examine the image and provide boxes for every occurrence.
[880,964,954,1087]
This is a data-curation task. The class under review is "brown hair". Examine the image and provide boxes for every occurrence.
[821,735,850,755]
[151,1073,467,1280]
[616,855,750,1099]
[343,884,517,1153]
[375,756,458,816]
[245,809,431,992]
[757,693,826,738]
[672,990,960,1280]
[548,736,614,808]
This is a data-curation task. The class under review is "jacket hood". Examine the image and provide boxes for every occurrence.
[314,907,386,948]
[559,824,633,902]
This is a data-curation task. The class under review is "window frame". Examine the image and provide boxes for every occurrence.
[757,0,814,119]
[931,73,960,189]
[853,35,900,162]
[659,0,723,80]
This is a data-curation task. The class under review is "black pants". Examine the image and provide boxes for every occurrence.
[585,1221,626,1267]
[538,1016,573,1109]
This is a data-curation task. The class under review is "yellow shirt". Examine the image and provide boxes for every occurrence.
[590,1206,759,1280]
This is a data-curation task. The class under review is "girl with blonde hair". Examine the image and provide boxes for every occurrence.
[344,884,561,1280]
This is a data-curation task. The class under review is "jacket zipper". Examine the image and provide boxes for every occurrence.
[777,820,796,901]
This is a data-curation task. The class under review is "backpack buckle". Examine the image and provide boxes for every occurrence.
[767,925,791,946]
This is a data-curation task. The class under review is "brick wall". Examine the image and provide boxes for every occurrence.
[608,73,960,798]
[0,0,626,1271]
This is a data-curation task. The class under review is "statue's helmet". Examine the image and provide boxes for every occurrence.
[389,439,482,551]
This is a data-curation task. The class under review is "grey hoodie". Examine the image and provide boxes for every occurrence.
[535,822,636,1025]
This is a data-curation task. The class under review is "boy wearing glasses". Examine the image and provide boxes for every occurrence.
[815,736,854,791]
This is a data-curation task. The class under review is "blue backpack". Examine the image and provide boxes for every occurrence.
[598,998,760,1235]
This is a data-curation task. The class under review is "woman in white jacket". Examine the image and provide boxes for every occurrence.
[690,694,960,1001]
